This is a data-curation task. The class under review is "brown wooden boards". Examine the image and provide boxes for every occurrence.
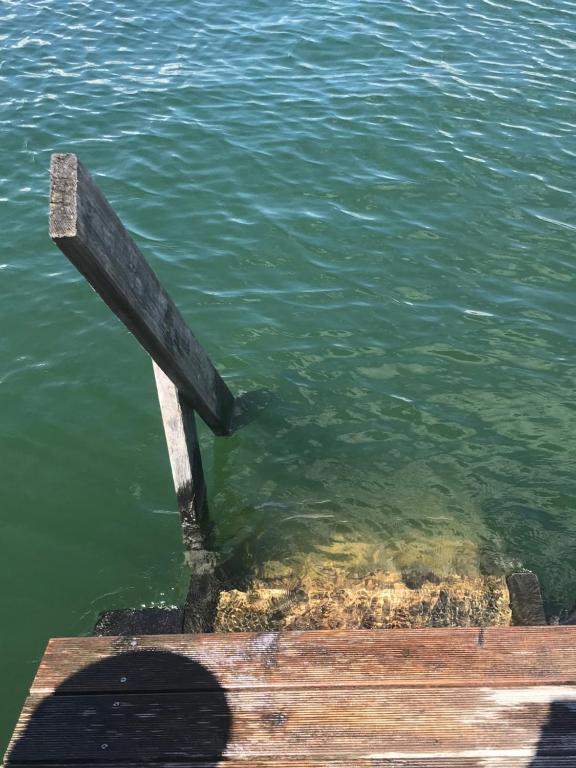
[6,627,576,766]
[49,154,235,435]
[29,627,576,694]
[4,762,576,768]
[2,762,574,768]
[7,686,576,762]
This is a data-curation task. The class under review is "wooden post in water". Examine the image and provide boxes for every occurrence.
[49,153,235,436]
[152,360,209,550]
[49,152,252,630]
[152,361,222,631]
[152,363,221,631]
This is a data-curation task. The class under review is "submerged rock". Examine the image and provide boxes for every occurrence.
[215,569,511,632]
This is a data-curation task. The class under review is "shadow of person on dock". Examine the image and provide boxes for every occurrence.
[529,698,576,766]
[5,649,231,766]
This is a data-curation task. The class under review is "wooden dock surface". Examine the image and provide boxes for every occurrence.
[5,626,576,766]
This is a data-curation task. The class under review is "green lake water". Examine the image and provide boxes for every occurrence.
[1,0,576,746]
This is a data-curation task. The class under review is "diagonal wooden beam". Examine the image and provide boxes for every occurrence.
[49,153,235,435]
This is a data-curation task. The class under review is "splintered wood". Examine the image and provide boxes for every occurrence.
[5,627,576,767]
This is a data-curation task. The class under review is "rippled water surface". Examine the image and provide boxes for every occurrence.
[2,0,576,745]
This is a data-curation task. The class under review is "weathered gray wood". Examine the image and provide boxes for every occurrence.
[152,360,209,550]
[152,361,220,631]
[49,153,235,435]
[507,572,547,626]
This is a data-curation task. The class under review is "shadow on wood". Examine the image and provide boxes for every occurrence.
[7,629,576,766]
[4,650,231,766]
[530,699,576,765]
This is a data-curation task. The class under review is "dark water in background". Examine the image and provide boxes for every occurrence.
[1,0,576,745]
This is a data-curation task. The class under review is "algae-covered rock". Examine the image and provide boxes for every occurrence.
[215,569,511,632]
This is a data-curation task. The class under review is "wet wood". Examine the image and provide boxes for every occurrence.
[30,626,576,694]
[49,153,235,435]
[6,627,576,766]
[508,572,547,626]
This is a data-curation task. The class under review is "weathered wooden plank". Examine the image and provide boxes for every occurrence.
[152,360,220,631]
[31,627,576,695]
[6,686,576,762]
[183,569,220,634]
[5,692,228,764]
[508,572,547,626]
[152,360,209,549]
[5,761,574,768]
[49,153,235,435]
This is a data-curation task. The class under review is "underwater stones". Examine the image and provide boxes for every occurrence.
[401,567,442,590]
[215,570,512,632]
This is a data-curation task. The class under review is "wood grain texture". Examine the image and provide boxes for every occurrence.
[508,572,547,626]
[152,361,220,631]
[4,762,574,768]
[49,153,234,435]
[7,627,576,766]
[152,360,209,551]
[30,627,576,695]
[6,686,576,762]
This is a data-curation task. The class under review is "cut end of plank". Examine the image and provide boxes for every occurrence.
[507,572,547,626]
[49,153,78,239]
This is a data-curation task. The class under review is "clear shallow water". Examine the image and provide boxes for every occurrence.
[1,0,576,745]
